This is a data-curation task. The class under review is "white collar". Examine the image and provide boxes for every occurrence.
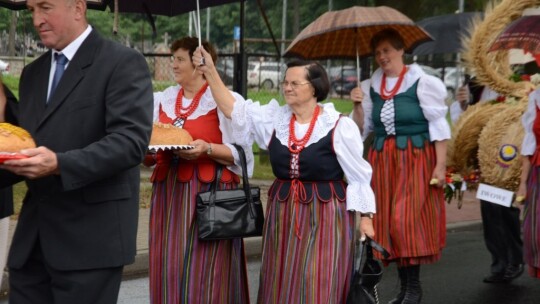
[273,102,341,147]
[52,25,92,62]
[370,63,425,94]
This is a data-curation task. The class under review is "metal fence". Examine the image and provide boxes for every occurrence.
[2,51,359,103]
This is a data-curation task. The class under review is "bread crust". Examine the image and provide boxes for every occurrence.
[149,122,193,146]
[0,123,37,152]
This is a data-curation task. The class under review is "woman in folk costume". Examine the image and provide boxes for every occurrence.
[193,47,376,303]
[350,28,450,304]
[144,37,253,304]
[516,87,540,280]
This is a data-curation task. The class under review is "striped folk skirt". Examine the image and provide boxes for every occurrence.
[368,137,446,266]
[149,166,250,304]
[257,194,357,304]
[524,166,540,279]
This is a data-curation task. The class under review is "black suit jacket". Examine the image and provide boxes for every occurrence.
[0,29,153,270]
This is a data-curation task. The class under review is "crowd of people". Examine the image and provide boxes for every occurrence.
[0,0,539,304]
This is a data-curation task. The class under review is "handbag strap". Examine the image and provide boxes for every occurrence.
[231,144,259,219]
[353,237,390,273]
[231,144,252,200]
[208,165,224,207]
[366,238,390,259]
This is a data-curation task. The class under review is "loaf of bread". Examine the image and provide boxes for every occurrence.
[0,123,36,152]
[149,122,193,146]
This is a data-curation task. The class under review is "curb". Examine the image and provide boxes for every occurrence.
[121,220,484,280]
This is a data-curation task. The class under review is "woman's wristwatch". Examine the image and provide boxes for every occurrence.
[360,212,374,219]
[206,143,213,155]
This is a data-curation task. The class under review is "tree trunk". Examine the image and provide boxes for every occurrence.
[8,11,17,57]
[292,0,300,37]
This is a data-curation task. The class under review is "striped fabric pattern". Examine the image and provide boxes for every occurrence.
[257,195,356,304]
[524,166,540,278]
[149,166,250,304]
[368,137,446,266]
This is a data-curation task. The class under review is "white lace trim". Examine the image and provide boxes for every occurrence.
[346,182,376,212]
[156,85,218,120]
[223,143,254,177]
[273,103,341,147]
[230,98,261,147]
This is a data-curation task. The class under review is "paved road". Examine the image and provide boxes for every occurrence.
[2,227,539,303]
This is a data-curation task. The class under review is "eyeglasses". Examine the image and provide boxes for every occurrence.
[170,56,188,63]
[280,81,311,89]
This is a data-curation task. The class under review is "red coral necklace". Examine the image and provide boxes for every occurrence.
[380,65,407,100]
[288,105,321,240]
[288,105,321,154]
[173,82,209,128]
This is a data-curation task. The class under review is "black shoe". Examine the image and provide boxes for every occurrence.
[483,273,506,283]
[503,264,524,282]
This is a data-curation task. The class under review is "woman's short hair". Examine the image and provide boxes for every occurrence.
[286,60,330,101]
[170,37,218,65]
[370,28,405,53]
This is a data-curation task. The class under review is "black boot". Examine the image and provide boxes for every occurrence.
[401,265,422,304]
[388,267,407,304]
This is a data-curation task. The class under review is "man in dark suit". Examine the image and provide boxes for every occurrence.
[0,0,153,303]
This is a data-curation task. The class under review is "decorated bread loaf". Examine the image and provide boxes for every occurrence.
[149,122,193,146]
[0,123,36,152]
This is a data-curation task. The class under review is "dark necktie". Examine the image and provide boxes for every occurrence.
[49,53,68,102]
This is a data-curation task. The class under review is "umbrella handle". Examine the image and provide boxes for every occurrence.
[196,0,202,48]
[113,0,119,35]
[356,46,361,88]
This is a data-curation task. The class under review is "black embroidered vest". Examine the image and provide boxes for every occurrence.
[267,119,346,204]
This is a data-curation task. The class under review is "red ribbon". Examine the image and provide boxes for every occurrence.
[290,179,307,239]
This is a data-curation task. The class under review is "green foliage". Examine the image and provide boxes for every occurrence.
[1,74,19,98]
[253,152,275,180]
[2,0,494,55]
[153,80,176,92]
[11,182,26,218]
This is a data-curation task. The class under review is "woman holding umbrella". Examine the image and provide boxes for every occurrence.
[351,28,450,304]
[193,47,376,303]
[144,37,253,303]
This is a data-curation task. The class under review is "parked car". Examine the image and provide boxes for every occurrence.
[0,59,9,74]
[247,61,285,90]
[331,66,358,95]
[216,58,234,87]
[418,64,442,78]
[438,66,465,100]
[327,65,355,80]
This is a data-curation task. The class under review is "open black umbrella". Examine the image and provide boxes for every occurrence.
[413,12,483,55]
[111,0,242,17]
[0,0,108,10]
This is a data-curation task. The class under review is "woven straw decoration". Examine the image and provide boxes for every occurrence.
[477,102,527,191]
[462,0,538,98]
[447,102,507,175]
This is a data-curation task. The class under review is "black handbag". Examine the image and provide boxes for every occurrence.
[346,237,390,304]
[196,144,264,240]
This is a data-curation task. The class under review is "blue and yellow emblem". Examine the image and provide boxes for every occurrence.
[497,144,518,168]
